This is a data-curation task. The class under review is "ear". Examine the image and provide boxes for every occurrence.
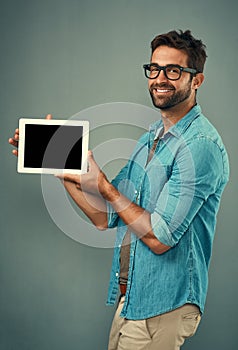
[192,73,204,90]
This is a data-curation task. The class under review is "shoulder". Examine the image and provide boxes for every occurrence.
[179,117,230,183]
[184,114,224,147]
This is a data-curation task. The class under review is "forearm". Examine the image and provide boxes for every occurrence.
[63,181,108,230]
[99,179,170,254]
[56,151,170,253]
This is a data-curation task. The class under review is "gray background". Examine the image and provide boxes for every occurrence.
[0,0,237,349]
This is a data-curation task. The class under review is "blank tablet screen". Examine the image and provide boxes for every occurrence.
[24,124,83,169]
[18,119,89,174]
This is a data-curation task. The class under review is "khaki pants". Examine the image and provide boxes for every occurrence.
[108,296,201,350]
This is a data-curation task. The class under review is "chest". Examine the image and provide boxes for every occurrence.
[125,136,178,209]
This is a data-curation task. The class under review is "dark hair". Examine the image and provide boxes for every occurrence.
[151,30,207,73]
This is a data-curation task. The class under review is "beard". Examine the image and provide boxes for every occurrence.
[149,81,192,110]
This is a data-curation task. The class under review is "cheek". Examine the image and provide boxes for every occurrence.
[176,79,191,90]
[148,80,153,90]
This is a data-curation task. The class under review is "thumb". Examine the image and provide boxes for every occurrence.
[87,150,98,170]
[87,150,94,159]
[87,150,95,164]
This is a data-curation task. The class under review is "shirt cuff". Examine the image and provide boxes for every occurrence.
[150,211,175,247]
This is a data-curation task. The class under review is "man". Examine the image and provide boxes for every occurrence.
[10,30,229,349]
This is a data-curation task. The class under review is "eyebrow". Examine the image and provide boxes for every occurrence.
[149,63,181,67]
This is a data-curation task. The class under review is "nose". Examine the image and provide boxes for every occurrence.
[155,68,168,82]
[148,69,168,89]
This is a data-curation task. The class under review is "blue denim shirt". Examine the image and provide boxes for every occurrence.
[106,105,229,320]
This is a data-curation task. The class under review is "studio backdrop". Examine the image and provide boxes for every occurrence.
[0,0,237,349]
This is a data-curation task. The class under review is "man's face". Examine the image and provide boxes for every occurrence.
[148,46,194,110]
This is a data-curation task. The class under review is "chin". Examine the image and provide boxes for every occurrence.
[151,98,169,110]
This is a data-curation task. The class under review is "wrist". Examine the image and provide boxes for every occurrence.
[98,174,119,202]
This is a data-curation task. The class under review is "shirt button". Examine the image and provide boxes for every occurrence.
[116,272,119,277]
[135,190,138,194]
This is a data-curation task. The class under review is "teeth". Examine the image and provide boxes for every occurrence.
[156,89,171,92]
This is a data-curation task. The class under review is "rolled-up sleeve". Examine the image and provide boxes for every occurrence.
[151,137,224,246]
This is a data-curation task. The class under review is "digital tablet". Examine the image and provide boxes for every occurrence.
[17,118,89,174]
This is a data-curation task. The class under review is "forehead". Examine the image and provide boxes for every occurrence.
[151,45,189,66]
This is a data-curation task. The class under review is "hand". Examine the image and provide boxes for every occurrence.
[8,114,52,156]
[55,150,108,195]
[8,128,20,156]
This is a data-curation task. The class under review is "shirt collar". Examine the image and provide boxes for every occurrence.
[149,104,202,139]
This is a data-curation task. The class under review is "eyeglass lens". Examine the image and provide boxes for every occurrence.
[146,65,181,80]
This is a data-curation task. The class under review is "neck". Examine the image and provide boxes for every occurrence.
[160,99,196,133]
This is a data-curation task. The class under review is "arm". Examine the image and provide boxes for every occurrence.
[149,137,225,247]
[57,151,171,255]
[99,179,171,254]
[61,180,108,230]
[98,137,225,252]
[59,137,225,254]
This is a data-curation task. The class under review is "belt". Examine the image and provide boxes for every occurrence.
[119,284,127,295]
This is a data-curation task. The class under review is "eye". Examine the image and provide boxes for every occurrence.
[149,65,159,72]
[167,66,180,74]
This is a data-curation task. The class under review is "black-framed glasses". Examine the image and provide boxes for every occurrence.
[143,63,197,81]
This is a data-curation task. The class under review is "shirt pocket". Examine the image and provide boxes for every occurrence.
[144,164,172,209]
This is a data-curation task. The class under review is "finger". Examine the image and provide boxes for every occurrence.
[55,173,81,183]
[14,132,19,141]
[55,174,81,189]
[45,114,52,120]
[12,149,18,157]
[9,137,16,145]
[9,137,18,147]
[64,174,81,183]
[54,174,65,180]
[9,128,20,142]
[75,183,81,190]
[12,129,20,141]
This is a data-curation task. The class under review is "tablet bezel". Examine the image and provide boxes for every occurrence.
[17,118,89,174]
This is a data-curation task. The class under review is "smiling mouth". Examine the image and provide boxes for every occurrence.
[153,88,174,94]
